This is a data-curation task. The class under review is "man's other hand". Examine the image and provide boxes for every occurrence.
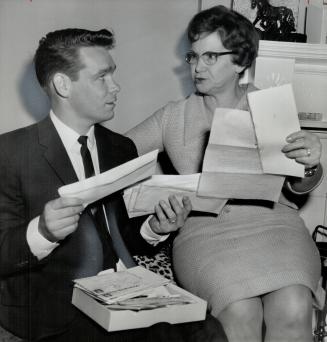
[149,195,192,235]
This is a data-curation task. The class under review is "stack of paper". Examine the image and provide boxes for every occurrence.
[74,266,193,310]
[106,293,194,311]
[198,84,302,202]
[123,174,226,217]
[58,150,158,205]
[72,266,207,331]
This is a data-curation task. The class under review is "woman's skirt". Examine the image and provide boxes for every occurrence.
[173,202,325,317]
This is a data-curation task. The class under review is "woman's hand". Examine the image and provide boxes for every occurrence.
[149,195,192,235]
[281,130,321,168]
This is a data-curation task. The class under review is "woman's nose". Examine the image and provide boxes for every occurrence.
[194,57,207,73]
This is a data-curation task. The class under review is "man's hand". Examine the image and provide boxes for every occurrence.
[281,130,321,168]
[149,195,192,235]
[38,197,84,242]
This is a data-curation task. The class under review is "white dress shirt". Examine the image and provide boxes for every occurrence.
[26,111,167,264]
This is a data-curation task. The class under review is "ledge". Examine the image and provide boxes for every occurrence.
[300,120,327,130]
[258,40,327,63]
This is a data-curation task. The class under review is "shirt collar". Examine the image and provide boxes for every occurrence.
[50,110,95,152]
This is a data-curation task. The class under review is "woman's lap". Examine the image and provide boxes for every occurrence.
[173,202,323,316]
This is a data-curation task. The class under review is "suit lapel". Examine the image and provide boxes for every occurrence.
[94,125,137,268]
[38,117,78,185]
[95,124,118,172]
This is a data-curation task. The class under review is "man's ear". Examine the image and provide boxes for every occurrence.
[52,73,72,98]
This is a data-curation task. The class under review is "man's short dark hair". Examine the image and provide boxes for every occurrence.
[34,28,115,90]
[187,5,259,71]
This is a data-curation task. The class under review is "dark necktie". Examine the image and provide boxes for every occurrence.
[78,135,118,269]
[78,136,95,178]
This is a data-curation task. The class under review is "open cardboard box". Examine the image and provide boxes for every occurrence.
[72,267,207,332]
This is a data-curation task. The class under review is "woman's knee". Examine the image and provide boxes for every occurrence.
[264,285,313,329]
[218,298,263,327]
[217,299,263,341]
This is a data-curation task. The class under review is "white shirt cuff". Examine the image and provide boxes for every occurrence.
[26,216,59,260]
[140,215,170,246]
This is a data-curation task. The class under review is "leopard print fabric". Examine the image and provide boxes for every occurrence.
[133,244,175,282]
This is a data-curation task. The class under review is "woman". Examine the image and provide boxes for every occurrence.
[127,6,324,342]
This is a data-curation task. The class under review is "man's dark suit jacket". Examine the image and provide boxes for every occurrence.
[0,116,155,340]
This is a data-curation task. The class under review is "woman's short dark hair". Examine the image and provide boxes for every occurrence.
[34,28,115,90]
[187,5,259,70]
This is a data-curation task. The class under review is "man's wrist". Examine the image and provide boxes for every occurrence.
[27,216,59,260]
[148,216,169,236]
[140,215,170,246]
[38,217,59,243]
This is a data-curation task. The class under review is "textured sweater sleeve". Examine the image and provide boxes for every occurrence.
[285,163,324,195]
[125,106,166,155]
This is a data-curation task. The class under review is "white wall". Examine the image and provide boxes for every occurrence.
[201,0,231,9]
[0,0,198,134]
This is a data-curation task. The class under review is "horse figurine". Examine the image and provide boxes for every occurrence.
[251,0,296,36]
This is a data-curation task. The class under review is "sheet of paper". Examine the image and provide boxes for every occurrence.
[247,84,304,177]
[207,108,257,148]
[198,172,285,202]
[58,150,158,205]
[123,174,226,217]
[197,108,285,202]
[202,109,263,173]
[203,145,262,174]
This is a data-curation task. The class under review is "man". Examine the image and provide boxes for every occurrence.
[0,28,198,341]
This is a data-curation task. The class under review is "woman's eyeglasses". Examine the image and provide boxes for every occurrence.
[185,51,236,66]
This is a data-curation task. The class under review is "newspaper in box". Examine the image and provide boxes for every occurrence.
[72,266,207,331]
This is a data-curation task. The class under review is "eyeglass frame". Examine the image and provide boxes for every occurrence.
[185,50,237,66]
